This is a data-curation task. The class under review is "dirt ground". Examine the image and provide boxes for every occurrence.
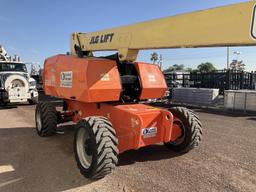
[0,102,256,192]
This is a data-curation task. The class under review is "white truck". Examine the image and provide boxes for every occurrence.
[0,45,38,105]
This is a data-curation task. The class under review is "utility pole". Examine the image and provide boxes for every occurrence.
[227,47,229,69]
[159,54,163,70]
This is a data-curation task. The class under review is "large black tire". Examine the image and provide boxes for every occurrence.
[1,102,7,107]
[35,102,57,137]
[164,107,202,153]
[74,116,118,180]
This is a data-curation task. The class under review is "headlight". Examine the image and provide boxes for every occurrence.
[29,81,36,87]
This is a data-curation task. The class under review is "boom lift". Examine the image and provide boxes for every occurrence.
[36,1,256,179]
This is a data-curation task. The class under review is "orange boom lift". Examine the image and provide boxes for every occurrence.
[36,1,256,179]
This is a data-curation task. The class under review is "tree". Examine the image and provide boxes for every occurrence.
[186,67,194,72]
[197,62,216,73]
[163,64,185,72]
[229,59,245,71]
[150,52,159,64]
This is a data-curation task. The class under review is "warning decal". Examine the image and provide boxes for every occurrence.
[60,71,72,88]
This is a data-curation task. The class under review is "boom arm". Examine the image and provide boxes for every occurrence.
[71,1,256,61]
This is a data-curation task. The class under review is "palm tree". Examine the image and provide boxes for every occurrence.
[150,52,159,64]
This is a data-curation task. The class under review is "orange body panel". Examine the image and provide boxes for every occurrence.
[44,55,121,102]
[134,62,167,100]
[66,100,180,153]
[44,55,168,102]
[43,56,179,153]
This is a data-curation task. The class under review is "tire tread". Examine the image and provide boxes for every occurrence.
[35,102,57,137]
[165,107,202,153]
[75,116,118,180]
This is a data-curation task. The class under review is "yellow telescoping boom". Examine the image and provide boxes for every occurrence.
[71,1,256,61]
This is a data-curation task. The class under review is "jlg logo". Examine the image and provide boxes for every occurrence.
[251,5,256,40]
[90,33,114,44]
[141,127,157,138]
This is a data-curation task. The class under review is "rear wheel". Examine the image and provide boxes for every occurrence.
[74,116,118,180]
[1,102,7,107]
[164,107,202,153]
[35,102,57,136]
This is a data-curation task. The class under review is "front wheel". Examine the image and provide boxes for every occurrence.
[164,107,202,153]
[74,116,118,180]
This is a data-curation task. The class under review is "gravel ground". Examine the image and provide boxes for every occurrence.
[0,103,256,192]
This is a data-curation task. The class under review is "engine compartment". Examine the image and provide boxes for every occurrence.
[44,54,167,103]
[117,61,141,102]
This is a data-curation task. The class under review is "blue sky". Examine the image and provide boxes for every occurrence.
[1,0,255,71]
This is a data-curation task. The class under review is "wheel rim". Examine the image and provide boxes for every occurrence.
[76,128,93,169]
[36,108,42,132]
[170,119,186,146]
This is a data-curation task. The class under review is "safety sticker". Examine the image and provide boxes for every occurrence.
[141,127,157,138]
[60,71,72,88]
[148,74,156,82]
